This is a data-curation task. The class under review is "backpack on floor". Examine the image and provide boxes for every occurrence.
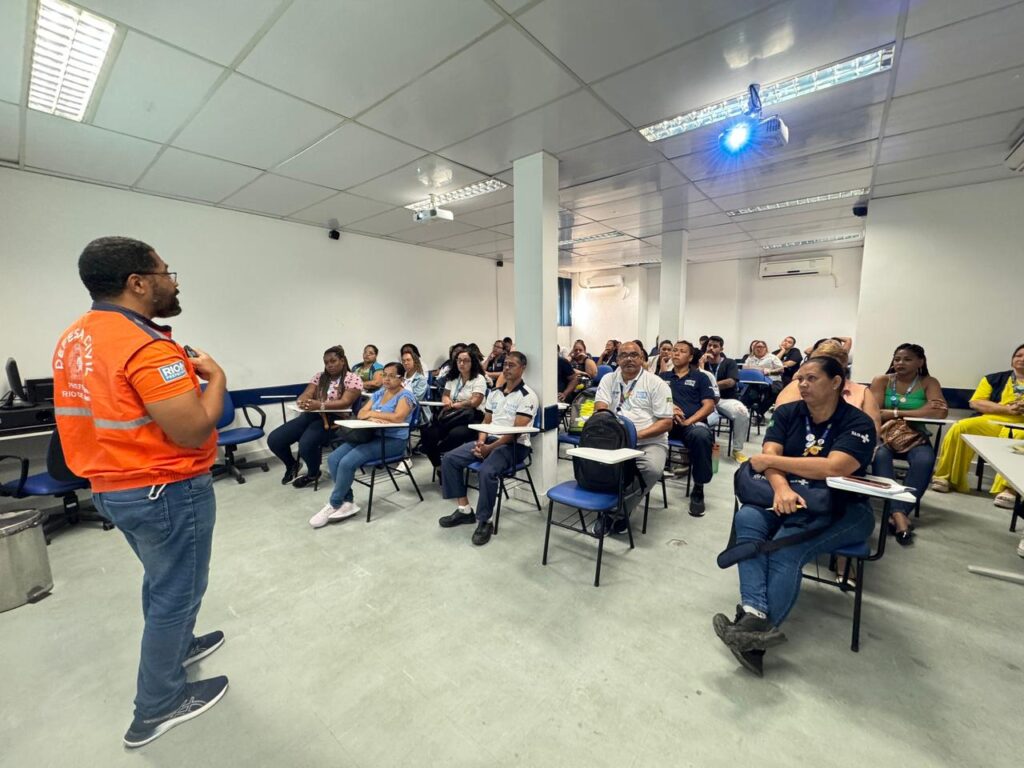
[567,387,598,434]
[573,410,637,495]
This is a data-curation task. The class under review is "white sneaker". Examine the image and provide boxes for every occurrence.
[930,477,951,493]
[1017,537,1024,558]
[327,501,360,521]
[309,504,334,529]
[994,491,1017,509]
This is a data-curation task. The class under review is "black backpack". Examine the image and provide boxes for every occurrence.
[573,410,637,495]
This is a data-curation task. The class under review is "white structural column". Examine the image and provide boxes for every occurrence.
[658,229,688,341]
[513,151,559,495]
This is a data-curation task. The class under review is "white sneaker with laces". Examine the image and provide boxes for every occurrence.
[328,501,360,521]
[994,491,1017,509]
[309,504,334,528]
[1017,537,1024,559]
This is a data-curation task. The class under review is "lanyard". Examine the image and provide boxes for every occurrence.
[614,376,640,413]
[452,376,468,401]
[888,374,919,405]
[803,414,832,456]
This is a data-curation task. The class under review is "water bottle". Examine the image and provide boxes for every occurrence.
[711,443,720,474]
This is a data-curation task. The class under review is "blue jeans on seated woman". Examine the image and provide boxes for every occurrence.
[872,442,935,515]
[735,498,875,626]
[327,437,406,509]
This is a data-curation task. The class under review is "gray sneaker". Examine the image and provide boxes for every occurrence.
[714,609,787,652]
[123,676,228,748]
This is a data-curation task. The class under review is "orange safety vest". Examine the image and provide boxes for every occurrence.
[52,302,217,493]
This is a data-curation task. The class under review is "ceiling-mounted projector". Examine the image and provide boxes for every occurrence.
[413,206,454,223]
[413,193,454,223]
[719,84,788,153]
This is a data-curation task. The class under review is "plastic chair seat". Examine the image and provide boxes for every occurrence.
[546,480,620,512]
[832,540,871,558]
[558,434,581,445]
[217,427,264,445]
[3,472,87,497]
[361,454,408,468]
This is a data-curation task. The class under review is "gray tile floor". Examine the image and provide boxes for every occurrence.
[2,450,1022,768]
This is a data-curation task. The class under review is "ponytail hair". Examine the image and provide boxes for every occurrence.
[886,343,930,377]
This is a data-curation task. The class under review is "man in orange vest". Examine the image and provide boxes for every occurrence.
[53,236,228,748]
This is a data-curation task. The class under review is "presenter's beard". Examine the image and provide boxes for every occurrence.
[154,290,182,318]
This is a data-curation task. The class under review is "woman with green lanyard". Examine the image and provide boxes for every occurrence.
[869,344,948,544]
[418,350,487,468]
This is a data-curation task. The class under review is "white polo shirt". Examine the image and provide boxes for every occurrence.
[596,369,673,446]
[484,381,539,447]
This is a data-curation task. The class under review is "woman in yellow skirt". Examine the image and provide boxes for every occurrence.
[930,344,1024,508]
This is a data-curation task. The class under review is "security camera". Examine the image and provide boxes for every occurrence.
[328,229,340,240]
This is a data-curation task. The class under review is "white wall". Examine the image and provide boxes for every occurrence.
[0,167,504,402]
[737,248,862,359]
[570,267,642,351]
[682,260,741,352]
[856,177,1024,389]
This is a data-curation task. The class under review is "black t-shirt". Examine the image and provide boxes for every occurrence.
[660,367,717,421]
[486,355,505,374]
[557,357,575,392]
[774,347,803,385]
[705,356,741,399]
[765,400,876,474]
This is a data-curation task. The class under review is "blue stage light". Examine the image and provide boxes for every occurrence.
[720,121,753,153]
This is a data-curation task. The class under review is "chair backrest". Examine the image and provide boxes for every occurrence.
[739,368,771,384]
[593,364,613,386]
[216,390,236,430]
[618,414,639,449]
[46,427,83,483]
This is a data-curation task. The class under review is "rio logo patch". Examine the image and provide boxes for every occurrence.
[159,361,187,383]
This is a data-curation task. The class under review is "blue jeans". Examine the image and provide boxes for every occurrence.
[734,498,875,626]
[872,442,935,514]
[327,436,406,508]
[267,412,334,475]
[440,439,530,523]
[92,473,216,719]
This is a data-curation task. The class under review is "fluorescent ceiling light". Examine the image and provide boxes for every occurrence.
[559,231,626,247]
[405,179,508,212]
[726,188,869,216]
[28,0,116,122]
[762,233,862,251]
[639,44,894,142]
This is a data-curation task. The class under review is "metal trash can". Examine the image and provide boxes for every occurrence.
[0,510,54,613]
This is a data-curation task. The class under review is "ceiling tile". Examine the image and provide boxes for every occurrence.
[690,142,876,199]
[80,0,283,65]
[135,147,262,202]
[92,33,224,143]
[427,228,507,250]
[711,169,873,212]
[459,201,515,228]
[556,131,666,188]
[0,0,26,103]
[25,111,160,186]
[173,75,341,169]
[407,220,482,244]
[872,166,1021,198]
[444,185,515,213]
[519,0,777,83]
[361,25,578,151]
[755,223,864,248]
[895,3,1024,97]
[884,66,1024,135]
[905,0,1022,39]
[0,101,18,163]
[559,221,623,242]
[879,109,1024,164]
[220,174,335,216]
[346,207,422,236]
[464,237,514,256]
[439,90,627,175]
[559,162,685,209]
[687,222,748,242]
[495,0,533,14]
[874,143,1009,185]
[275,122,424,190]
[238,0,500,116]
[592,0,900,127]
[491,223,515,236]
[741,210,860,239]
[728,199,856,229]
[289,192,394,228]
[347,155,486,206]
[572,183,711,221]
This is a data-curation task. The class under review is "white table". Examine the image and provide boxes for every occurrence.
[470,424,539,436]
[556,402,570,411]
[991,420,1024,436]
[904,416,960,452]
[826,475,917,506]
[567,447,644,464]
[334,420,408,429]
[960,434,1024,585]
[287,403,352,414]
[259,393,297,421]
[419,400,446,407]
[0,429,52,443]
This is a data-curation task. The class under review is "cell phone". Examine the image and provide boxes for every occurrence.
[183,345,199,358]
[840,475,891,489]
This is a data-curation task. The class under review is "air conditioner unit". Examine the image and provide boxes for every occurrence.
[581,274,624,289]
[1005,132,1024,173]
[758,255,833,279]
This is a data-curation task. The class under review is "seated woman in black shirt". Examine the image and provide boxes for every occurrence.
[712,356,877,677]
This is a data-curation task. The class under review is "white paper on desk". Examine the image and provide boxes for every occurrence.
[827,477,908,495]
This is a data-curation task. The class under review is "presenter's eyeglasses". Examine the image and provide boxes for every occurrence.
[135,271,178,284]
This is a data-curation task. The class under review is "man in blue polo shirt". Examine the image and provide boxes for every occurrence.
[661,340,718,517]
